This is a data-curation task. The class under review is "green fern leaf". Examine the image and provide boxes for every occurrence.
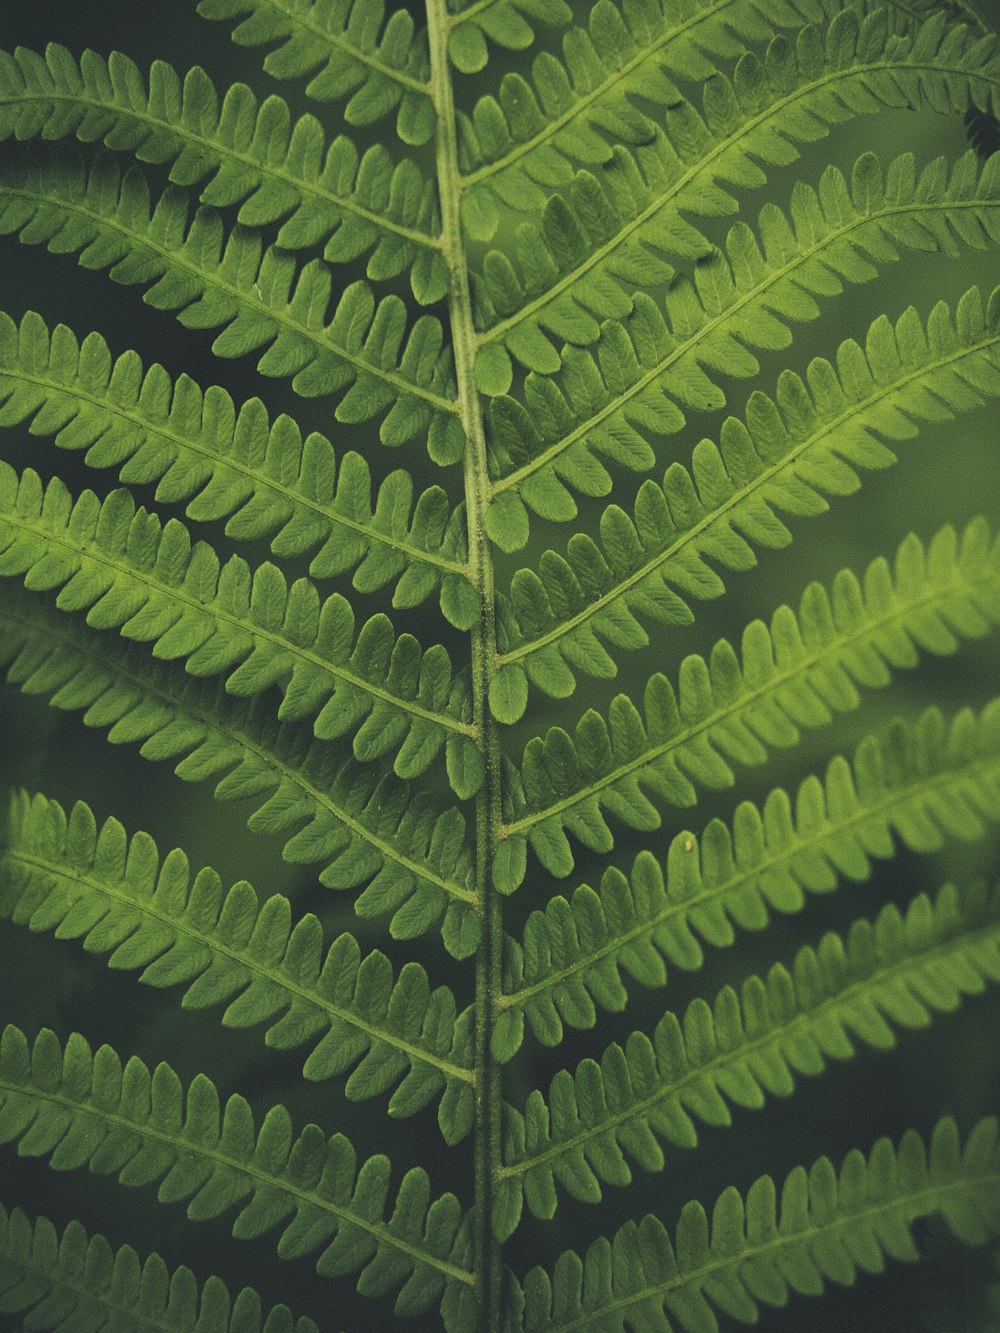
[447,0,572,74]
[195,0,438,146]
[0,0,998,1327]
[484,150,1000,542]
[469,9,1000,377]
[495,286,1000,684]
[0,791,477,1141]
[0,1024,474,1318]
[499,880,1000,1231]
[0,593,481,958]
[0,1202,320,1332]
[0,310,479,627]
[497,700,1000,1056]
[0,46,450,303]
[498,521,1000,875]
[0,148,465,460]
[457,0,929,234]
[0,465,482,790]
[507,1116,1000,1330]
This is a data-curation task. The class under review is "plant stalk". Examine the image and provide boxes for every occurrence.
[425,2,504,1327]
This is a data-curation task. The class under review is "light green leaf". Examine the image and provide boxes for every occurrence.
[501,880,1000,1228]
[196,0,437,146]
[0,1203,321,1333]
[504,521,1000,881]
[511,1118,1000,1329]
[0,1025,474,1315]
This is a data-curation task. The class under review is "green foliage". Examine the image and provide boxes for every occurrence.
[468,8,1000,373]
[0,1024,473,1315]
[501,522,1000,876]
[0,462,481,788]
[196,0,437,145]
[0,789,476,1141]
[499,701,1000,1055]
[499,880,1000,1234]
[0,147,464,458]
[0,0,998,1330]
[508,1117,1000,1331]
[483,158,1000,539]
[0,1203,321,1332]
[0,45,449,299]
[493,285,1000,664]
[0,309,477,624]
[0,592,483,958]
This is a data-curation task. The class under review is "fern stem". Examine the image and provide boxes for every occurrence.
[426,2,504,1327]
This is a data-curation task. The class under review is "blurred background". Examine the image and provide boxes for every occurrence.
[0,1,998,1329]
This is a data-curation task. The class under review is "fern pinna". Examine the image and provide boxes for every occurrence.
[0,0,999,1329]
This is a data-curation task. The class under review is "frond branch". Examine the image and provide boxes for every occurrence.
[496,287,1000,678]
[0,595,481,957]
[1,792,478,1119]
[198,0,432,96]
[497,701,1000,1053]
[0,465,483,808]
[0,1025,475,1309]
[0,49,438,243]
[492,159,1000,500]
[0,1202,320,1333]
[500,522,1000,880]
[498,882,1000,1230]
[0,311,476,625]
[475,12,1000,368]
[0,151,463,453]
[510,1118,1000,1330]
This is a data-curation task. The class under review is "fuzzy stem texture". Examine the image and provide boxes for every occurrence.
[426,3,504,1327]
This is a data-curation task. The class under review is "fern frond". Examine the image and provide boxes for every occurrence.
[900,0,990,29]
[0,148,465,461]
[483,148,1000,533]
[497,881,1000,1231]
[0,1201,320,1333]
[457,0,880,234]
[0,310,478,626]
[0,790,477,1142]
[446,0,572,75]
[194,0,437,147]
[0,594,481,958]
[497,520,1000,880]
[0,47,449,303]
[497,700,1000,1056]
[0,465,482,792]
[495,288,1000,685]
[470,8,1000,377]
[0,1025,474,1317]
[507,1117,1000,1331]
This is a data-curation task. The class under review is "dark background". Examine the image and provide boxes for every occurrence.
[0,1,998,1330]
